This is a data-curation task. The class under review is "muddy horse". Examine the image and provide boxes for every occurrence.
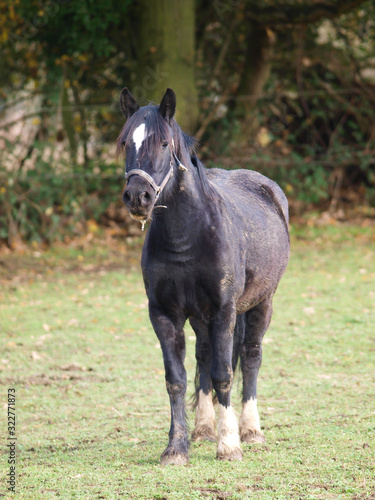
[118,88,290,464]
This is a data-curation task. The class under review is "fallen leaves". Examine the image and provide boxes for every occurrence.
[31,351,44,360]
[59,362,87,372]
[303,306,316,315]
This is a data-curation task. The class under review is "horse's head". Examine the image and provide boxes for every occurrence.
[118,88,178,225]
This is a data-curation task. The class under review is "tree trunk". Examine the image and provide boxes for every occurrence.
[238,24,275,112]
[233,24,276,146]
[131,0,198,132]
[61,67,77,163]
[71,83,89,167]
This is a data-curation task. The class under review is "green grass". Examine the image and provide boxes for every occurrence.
[0,225,374,499]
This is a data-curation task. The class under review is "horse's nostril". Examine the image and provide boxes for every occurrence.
[123,191,131,205]
[139,191,152,206]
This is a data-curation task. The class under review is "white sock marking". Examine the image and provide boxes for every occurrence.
[195,390,215,428]
[217,404,241,452]
[240,398,261,432]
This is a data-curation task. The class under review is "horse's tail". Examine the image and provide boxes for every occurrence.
[191,314,245,409]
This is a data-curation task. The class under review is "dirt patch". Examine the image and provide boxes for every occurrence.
[0,237,142,289]
[198,488,232,499]
[1,371,114,387]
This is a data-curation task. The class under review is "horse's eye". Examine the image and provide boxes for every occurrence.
[162,141,168,148]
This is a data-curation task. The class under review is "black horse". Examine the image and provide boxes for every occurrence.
[118,88,289,465]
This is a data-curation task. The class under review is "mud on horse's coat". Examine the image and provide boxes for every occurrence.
[118,87,290,464]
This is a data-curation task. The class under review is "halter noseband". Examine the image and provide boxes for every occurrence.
[125,165,173,201]
[125,138,187,201]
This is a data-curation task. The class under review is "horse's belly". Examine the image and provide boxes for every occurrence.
[235,267,283,314]
[236,288,270,314]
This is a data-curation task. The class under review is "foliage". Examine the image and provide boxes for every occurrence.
[200,0,375,207]
[0,0,375,245]
[0,156,124,245]
[0,227,374,498]
[1,0,132,82]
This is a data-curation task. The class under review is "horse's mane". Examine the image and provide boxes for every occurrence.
[117,105,214,198]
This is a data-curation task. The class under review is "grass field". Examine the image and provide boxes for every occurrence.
[1,224,375,499]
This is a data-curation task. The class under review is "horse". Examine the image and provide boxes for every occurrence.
[117,87,290,465]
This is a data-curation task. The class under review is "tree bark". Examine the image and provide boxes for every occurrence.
[237,24,275,112]
[61,67,77,163]
[131,0,198,132]
[61,85,77,163]
[233,23,276,145]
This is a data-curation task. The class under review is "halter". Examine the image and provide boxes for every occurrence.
[125,138,187,202]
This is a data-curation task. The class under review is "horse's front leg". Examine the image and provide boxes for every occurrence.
[190,317,216,442]
[149,304,189,465]
[210,304,243,461]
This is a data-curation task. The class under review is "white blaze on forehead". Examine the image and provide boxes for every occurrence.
[132,123,146,152]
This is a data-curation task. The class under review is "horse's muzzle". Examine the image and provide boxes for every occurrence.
[122,183,155,220]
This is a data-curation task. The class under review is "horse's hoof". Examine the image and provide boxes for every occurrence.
[216,445,243,461]
[240,429,266,444]
[192,425,216,442]
[160,449,189,466]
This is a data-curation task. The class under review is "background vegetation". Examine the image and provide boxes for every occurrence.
[0,0,375,247]
[0,227,374,498]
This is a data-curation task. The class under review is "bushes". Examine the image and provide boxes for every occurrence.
[0,160,125,246]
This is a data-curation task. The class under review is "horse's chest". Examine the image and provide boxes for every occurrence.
[144,258,222,318]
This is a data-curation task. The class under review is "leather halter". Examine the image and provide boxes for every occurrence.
[125,138,187,201]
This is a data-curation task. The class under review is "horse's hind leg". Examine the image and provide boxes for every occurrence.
[190,317,216,442]
[210,305,243,461]
[240,296,273,444]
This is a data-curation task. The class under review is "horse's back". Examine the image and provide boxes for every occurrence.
[206,168,289,227]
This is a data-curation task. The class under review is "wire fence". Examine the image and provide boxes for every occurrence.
[0,86,367,122]
[1,85,374,172]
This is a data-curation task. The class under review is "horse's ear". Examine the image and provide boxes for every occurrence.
[120,88,140,118]
[159,88,176,123]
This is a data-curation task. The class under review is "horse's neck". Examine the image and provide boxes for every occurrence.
[152,167,213,247]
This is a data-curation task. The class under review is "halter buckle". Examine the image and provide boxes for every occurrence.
[171,137,188,172]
